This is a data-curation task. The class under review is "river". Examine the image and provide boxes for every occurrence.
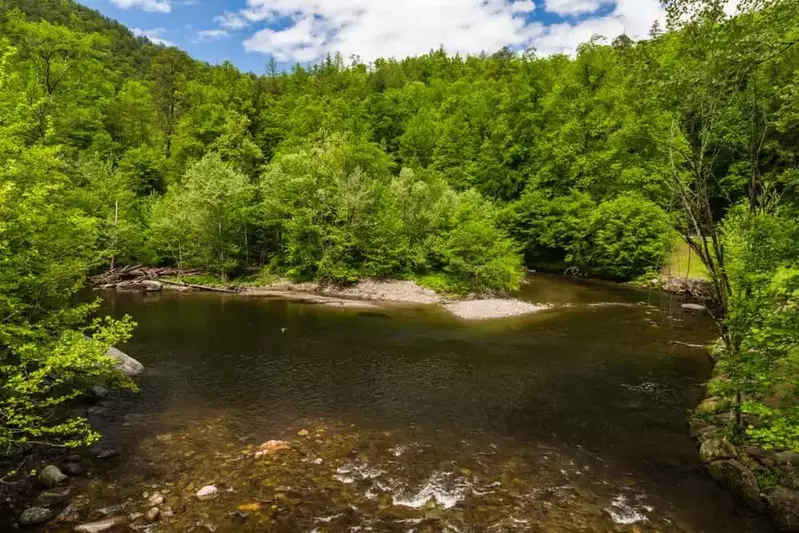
[44,275,774,532]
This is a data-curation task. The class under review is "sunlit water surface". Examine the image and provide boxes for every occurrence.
[41,275,775,532]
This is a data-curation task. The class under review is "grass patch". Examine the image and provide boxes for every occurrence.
[662,235,711,280]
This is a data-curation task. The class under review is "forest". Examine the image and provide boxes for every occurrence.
[0,0,798,465]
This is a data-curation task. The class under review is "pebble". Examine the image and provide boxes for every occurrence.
[96,449,118,459]
[147,492,164,506]
[196,485,218,500]
[145,507,160,522]
[313,458,324,465]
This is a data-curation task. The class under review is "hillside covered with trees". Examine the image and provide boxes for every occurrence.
[1,0,798,476]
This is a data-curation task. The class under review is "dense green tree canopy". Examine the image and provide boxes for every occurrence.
[0,0,798,451]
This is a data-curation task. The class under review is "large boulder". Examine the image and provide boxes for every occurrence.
[39,465,66,488]
[699,438,737,464]
[106,346,143,376]
[766,487,799,532]
[707,459,765,512]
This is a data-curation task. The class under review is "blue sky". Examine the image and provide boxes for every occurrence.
[75,0,666,74]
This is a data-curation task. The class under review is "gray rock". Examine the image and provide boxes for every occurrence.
[696,425,722,443]
[145,507,160,522]
[700,438,737,464]
[57,503,83,523]
[766,487,799,532]
[707,459,765,512]
[682,303,707,311]
[776,450,799,465]
[141,280,163,292]
[95,503,125,517]
[64,462,83,476]
[105,346,143,377]
[40,465,67,488]
[94,448,118,460]
[19,506,56,525]
[195,485,218,500]
[89,385,108,399]
[74,517,125,533]
[36,486,72,505]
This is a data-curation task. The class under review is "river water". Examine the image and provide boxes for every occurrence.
[46,275,773,532]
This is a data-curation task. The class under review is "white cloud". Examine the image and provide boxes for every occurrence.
[237,0,665,63]
[195,29,231,43]
[132,27,175,46]
[532,0,666,55]
[215,11,250,30]
[544,0,607,16]
[110,0,171,13]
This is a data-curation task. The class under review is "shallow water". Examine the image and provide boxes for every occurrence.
[43,275,774,531]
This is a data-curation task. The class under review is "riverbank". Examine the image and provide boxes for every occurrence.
[690,386,799,531]
[92,268,555,320]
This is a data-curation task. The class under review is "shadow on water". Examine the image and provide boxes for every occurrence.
[32,275,771,532]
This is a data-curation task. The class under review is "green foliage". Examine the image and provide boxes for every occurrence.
[713,206,799,450]
[1,0,799,454]
[573,195,672,279]
[259,136,523,291]
[1,46,136,449]
[151,153,253,280]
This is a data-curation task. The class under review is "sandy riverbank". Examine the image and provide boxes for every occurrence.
[240,279,545,320]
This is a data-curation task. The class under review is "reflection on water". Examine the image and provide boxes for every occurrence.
[40,275,772,531]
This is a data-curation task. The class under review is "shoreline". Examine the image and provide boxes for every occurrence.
[95,271,555,320]
[92,267,710,320]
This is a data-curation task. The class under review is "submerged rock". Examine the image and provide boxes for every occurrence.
[74,516,126,533]
[93,448,118,460]
[64,462,84,476]
[147,492,164,506]
[106,346,144,376]
[256,440,289,456]
[145,506,160,522]
[36,486,72,505]
[196,485,218,500]
[40,465,67,488]
[19,506,56,525]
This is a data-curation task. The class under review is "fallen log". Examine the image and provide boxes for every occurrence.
[156,279,240,294]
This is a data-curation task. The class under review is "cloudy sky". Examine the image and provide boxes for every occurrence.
[75,0,667,73]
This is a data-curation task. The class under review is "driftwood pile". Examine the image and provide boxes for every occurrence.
[90,265,199,289]
[88,265,238,294]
